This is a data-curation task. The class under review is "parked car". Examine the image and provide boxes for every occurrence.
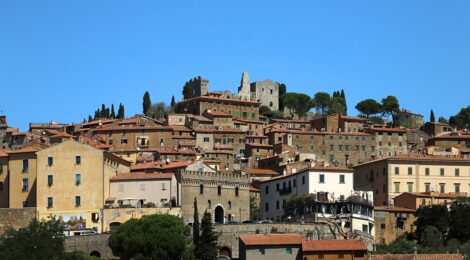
[242,220,256,224]
[257,220,274,224]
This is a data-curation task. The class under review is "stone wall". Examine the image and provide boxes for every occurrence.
[65,234,115,259]
[0,208,36,235]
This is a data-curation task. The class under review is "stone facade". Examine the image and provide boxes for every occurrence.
[250,80,280,110]
[366,128,408,159]
[179,170,250,223]
[374,206,415,245]
[183,76,209,98]
[0,208,36,235]
[7,148,40,208]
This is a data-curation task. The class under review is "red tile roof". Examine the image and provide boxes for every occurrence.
[0,150,8,157]
[301,239,367,252]
[172,135,196,139]
[50,132,74,138]
[6,147,42,154]
[374,206,416,213]
[117,118,139,125]
[130,160,191,171]
[205,111,232,117]
[239,234,304,246]
[354,154,470,167]
[371,254,464,260]
[249,186,261,192]
[110,172,174,181]
[170,125,193,132]
[246,168,279,176]
[260,166,352,183]
[367,127,407,133]
[396,191,464,199]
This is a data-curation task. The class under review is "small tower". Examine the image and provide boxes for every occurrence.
[237,71,250,101]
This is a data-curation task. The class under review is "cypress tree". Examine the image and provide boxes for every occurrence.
[193,198,200,258]
[100,104,106,118]
[94,109,100,120]
[117,103,125,119]
[430,109,436,122]
[88,115,92,122]
[341,89,347,115]
[199,211,218,259]
[110,104,116,118]
[143,91,151,115]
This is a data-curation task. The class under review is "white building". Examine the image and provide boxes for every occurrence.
[108,172,177,208]
[259,167,374,237]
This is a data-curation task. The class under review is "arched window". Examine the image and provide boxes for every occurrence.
[199,184,204,195]
[208,200,211,208]
[217,185,222,196]
[235,187,239,197]
[228,201,232,209]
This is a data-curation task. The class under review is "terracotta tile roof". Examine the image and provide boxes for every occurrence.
[180,95,261,106]
[246,168,279,175]
[354,154,470,167]
[249,186,261,192]
[205,150,233,155]
[239,234,304,246]
[367,127,407,133]
[130,160,191,171]
[371,254,464,260]
[246,135,268,138]
[156,149,196,155]
[50,132,74,138]
[172,135,196,139]
[269,129,372,136]
[188,115,213,122]
[397,191,465,199]
[12,132,28,136]
[246,143,273,148]
[340,115,370,122]
[6,147,42,154]
[272,119,310,123]
[93,125,172,132]
[203,159,221,163]
[205,111,232,117]
[0,150,8,157]
[301,239,367,252]
[117,118,139,125]
[260,166,352,183]
[374,206,416,213]
[170,125,193,132]
[110,172,174,181]
[234,118,265,124]
[430,134,470,140]
[81,119,115,127]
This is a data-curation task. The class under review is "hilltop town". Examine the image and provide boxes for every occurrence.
[0,72,469,259]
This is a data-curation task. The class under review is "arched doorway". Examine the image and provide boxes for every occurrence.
[227,214,232,222]
[214,206,224,224]
[219,247,232,258]
[109,222,121,231]
[90,251,101,258]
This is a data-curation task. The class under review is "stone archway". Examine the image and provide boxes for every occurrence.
[109,222,121,231]
[219,246,232,258]
[214,206,224,224]
[90,251,101,258]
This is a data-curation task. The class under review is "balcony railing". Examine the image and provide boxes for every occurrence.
[279,187,292,195]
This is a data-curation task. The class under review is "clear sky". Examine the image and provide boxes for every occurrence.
[1,1,469,130]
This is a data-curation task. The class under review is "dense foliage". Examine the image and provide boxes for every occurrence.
[449,106,470,129]
[109,214,191,260]
[142,91,152,115]
[283,93,316,117]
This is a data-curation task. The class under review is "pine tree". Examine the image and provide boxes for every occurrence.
[143,91,151,115]
[430,109,436,122]
[198,211,218,259]
[110,104,116,118]
[193,198,200,258]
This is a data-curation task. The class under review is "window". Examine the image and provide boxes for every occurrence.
[265,185,269,194]
[75,174,81,186]
[47,157,53,166]
[339,174,345,184]
[251,113,256,119]
[108,139,113,145]
[439,183,445,193]
[371,146,375,152]
[394,182,400,193]
[276,183,280,191]
[407,182,413,192]
[265,203,269,212]
[22,201,28,207]
[259,249,265,255]
[235,187,239,197]
[293,179,296,187]
[208,200,211,208]
[319,174,325,183]
[276,200,280,209]
[140,184,146,190]
[302,176,305,185]
[228,201,232,209]
[119,184,124,192]
[200,184,204,195]
[0,182,3,191]
[162,183,166,190]
[440,168,445,176]
[76,156,81,165]
[242,112,248,118]
[338,254,344,259]
[408,167,412,175]
[425,183,430,192]
[217,185,222,196]
[425,168,430,176]
[22,178,29,191]
[455,183,461,193]
[285,247,292,255]
[0,163,2,173]
[47,175,53,186]
[203,137,210,142]
[121,139,128,144]
[22,159,29,172]
[330,145,334,151]
[455,168,460,177]
[319,254,324,259]
[345,145,349,151]
[394,167,399,175]
[75,196,81,207]
[47,197,53,208]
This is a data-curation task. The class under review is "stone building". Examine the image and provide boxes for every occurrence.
[374,206,415,245]
[365,127,408,158]
[238,234,304,260]
[249,80,280,110]
[36,140,131,232]
[179,92,261,120]
[183,76,209,98]
[427,132,470,156]
[0,150,9,207]
[302,239,368,260]
[93,125,174,150]
[353,154,470,206]
[179,169,250,223]
[310,113,370,133]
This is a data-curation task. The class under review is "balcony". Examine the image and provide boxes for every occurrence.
[279,187,292,195]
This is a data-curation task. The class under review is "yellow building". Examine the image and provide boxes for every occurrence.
[7,147,41,208]
[353,154,470,206]
[36,140,130,232]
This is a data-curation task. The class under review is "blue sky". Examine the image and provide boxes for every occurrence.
[1,1,469,130]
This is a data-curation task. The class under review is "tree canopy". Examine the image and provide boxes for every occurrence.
[109,214,190,260]
[449,106,470,129]
[197,212,219,259]
[283,93,315,117]
[313,92,331,116]
[143,91,152,115]
[355,99,383,118]
[278,83,287,111]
